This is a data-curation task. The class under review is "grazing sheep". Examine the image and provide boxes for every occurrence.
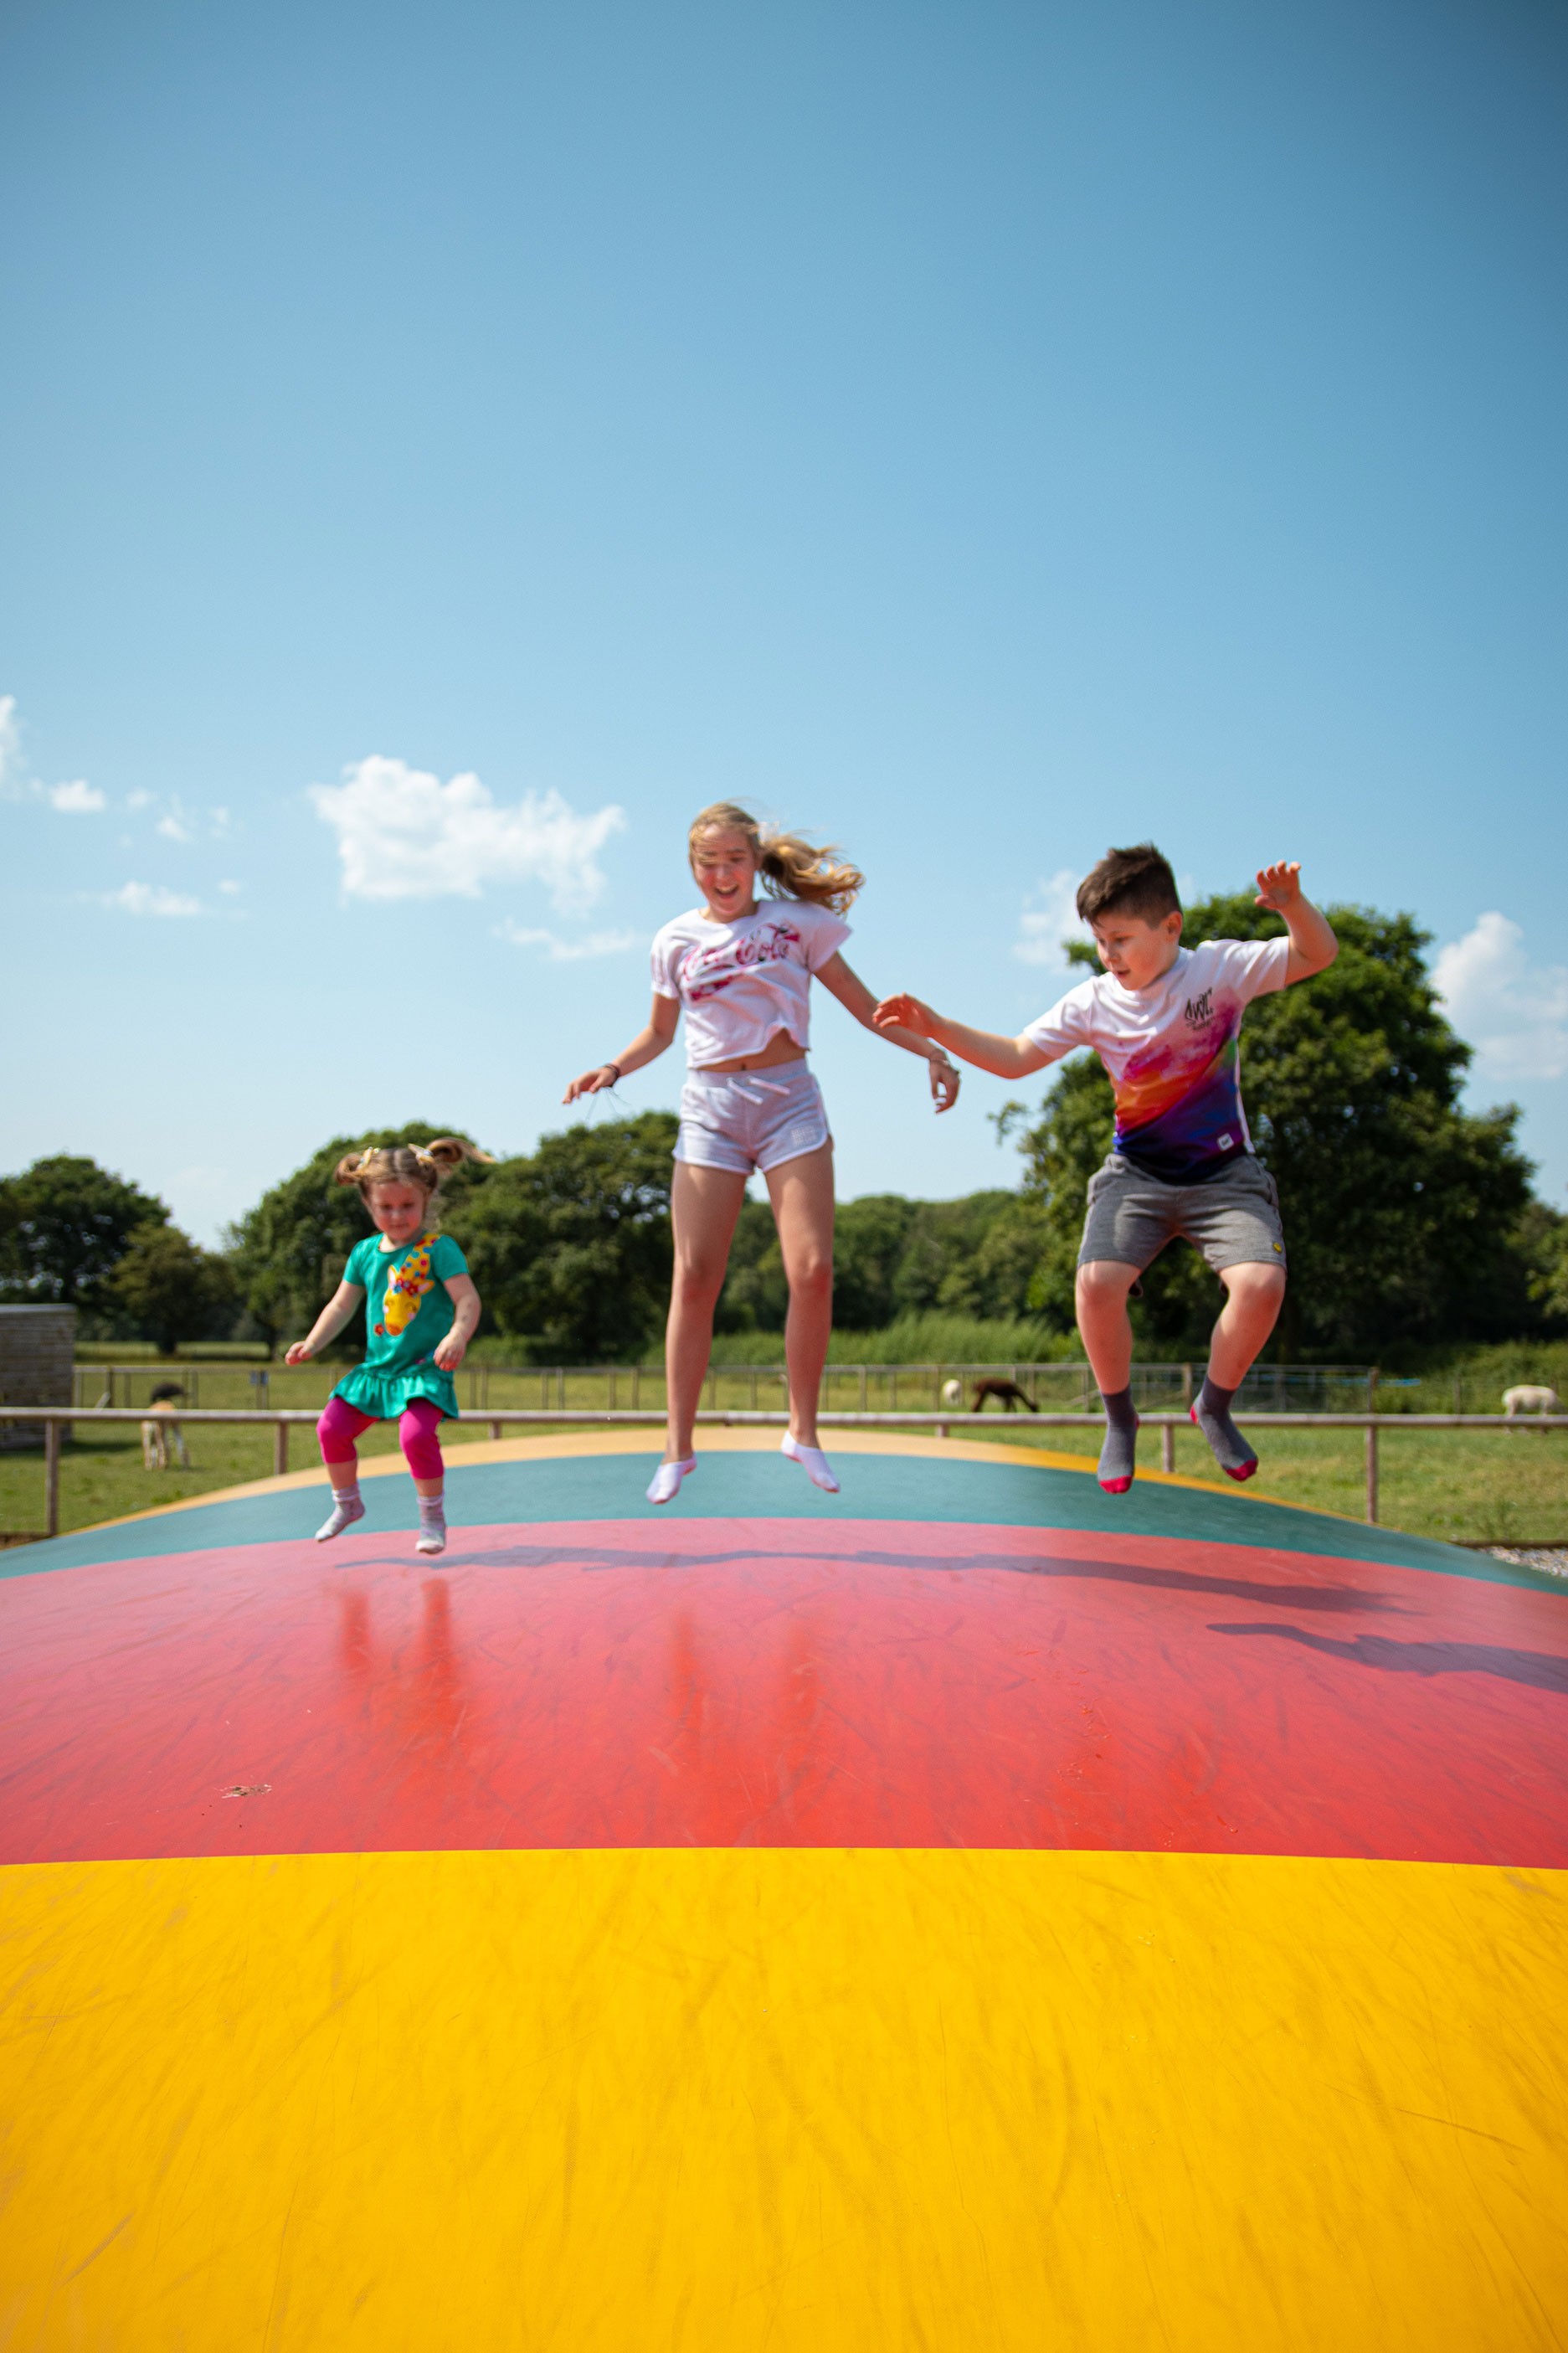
[941,1379,964,1408]
[971,1377,1038,1414]
[1502,1384,1563,1420]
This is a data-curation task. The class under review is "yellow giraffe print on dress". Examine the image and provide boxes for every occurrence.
[375,1235,437,1338]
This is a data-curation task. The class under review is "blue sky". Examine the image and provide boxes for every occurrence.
[3,0,1565,1243]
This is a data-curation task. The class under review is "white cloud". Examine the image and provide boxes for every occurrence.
[310,753,620,908]
[1435,913,1568,1084]
[218,878,242,895]
[496,919,640,961]
[49,779,106,814]
[126,790,152,811]
[1014,869,1091,969]
[311,754,625,910]
[0,696,23,796]
[210,806,230,837]
[103,882,205,919]
[156,811,192,842]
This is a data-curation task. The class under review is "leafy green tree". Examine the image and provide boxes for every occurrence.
[1016,903,1540,1357]
[0,1154,168,1306]
[104,1224,239,1355]
[717,1187,1051,1333]
[717,1198,790,1332]
[226,1125,493,1355]
[454,1115,679,1361]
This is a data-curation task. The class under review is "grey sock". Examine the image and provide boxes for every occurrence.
[1192,1377,1258,1481]
[1097,1388,1139,1493]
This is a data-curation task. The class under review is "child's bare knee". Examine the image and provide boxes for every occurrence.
[1223,1262,1287,1310]
[1077,1260,1137,1307]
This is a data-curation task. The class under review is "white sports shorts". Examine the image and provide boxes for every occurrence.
[675,1061,830,1176]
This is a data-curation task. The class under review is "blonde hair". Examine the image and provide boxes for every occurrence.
[334,1135,494,1217]
[687,801,863,914]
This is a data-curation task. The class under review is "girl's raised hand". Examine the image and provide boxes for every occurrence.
[929,1057,960,1113]
[874,991,936,1036]
[1255,860,1303,912]
[563,1063,620,1104]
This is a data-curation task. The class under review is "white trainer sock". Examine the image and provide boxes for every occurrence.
[315,1487,365,1542]
[781,1434,839,1494]
[415,1493,447,1556]
[646,1455,697,1506]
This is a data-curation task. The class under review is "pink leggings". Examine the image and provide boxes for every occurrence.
[317,1395,446,1484]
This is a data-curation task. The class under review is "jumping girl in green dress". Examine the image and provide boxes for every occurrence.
[286,1138,491,1555]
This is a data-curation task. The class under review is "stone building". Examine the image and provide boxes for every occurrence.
[0,1305,76,1448]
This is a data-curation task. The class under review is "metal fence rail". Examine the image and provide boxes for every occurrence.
[73,1359,1418,1415]
[5,1405,1563,1538]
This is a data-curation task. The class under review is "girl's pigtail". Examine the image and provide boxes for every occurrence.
[758,829,864,914]
[424,1136,497,1174]
[334,1151,369,1187]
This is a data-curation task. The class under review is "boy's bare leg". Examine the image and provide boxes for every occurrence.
[1194,1264,1288,1480]
[1075,1260,1143,1492]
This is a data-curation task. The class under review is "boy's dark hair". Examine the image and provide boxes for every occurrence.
[1076,843,1181,928]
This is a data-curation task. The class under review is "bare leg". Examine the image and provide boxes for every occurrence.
[1074,1259,1140,1393]
[1075,1259,1143,1492]
[1208,1264,1287,1388]
[1192,1264,1288,1480]
[665,1162,749,1462]
[764,1144,835,1446]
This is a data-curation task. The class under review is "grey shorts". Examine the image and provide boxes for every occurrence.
[675,1061,831,1176]
[1078,1152,1287,1275]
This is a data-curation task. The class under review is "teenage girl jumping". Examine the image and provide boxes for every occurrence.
[285,1138,491,1554]
[564,803,960,1504]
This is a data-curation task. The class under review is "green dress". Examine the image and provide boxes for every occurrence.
[331,1231,469,1421]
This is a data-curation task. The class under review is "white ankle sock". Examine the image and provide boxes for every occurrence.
[315,1486,365,1542]
[415,1492,447,1555]
[646,1455,697,1506]
[781,1434,839,1494]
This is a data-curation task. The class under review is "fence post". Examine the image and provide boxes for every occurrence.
[45,1416,61,1539]
[489,1420,502,1442]
[274,1420,289,1479]
[1161,1423,1175,1475]
[1365,1423,1378,1524]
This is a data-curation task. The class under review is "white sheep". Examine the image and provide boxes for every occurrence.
[941,1379,964,1408]
[1502,1384,1563,1419]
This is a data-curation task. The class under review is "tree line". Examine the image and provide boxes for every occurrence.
[3,899,1564,1359]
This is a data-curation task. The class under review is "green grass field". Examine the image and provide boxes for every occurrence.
[4,1387,1562,1548]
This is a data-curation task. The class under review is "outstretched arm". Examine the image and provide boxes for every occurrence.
[815,954,961,1111]
[872,990,1056,1081]
[285,1281,364,1366]
[563,993,681,1103]
[1256,862,1338,982]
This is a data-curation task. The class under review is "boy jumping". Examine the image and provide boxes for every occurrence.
[875,845,1338,1492]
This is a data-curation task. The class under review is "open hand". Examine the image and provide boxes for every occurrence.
[434,1333,466,1372]
[928,1057,960,1113]
[875,991,937,1037]
[284,1341,312,1367]
[563,1064,619,1104]
[1255,860,1303,913]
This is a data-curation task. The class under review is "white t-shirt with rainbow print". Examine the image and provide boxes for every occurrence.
[1023,936,1291,1185]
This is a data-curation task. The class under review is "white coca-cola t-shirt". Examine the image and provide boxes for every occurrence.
[650,899,851,1066]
